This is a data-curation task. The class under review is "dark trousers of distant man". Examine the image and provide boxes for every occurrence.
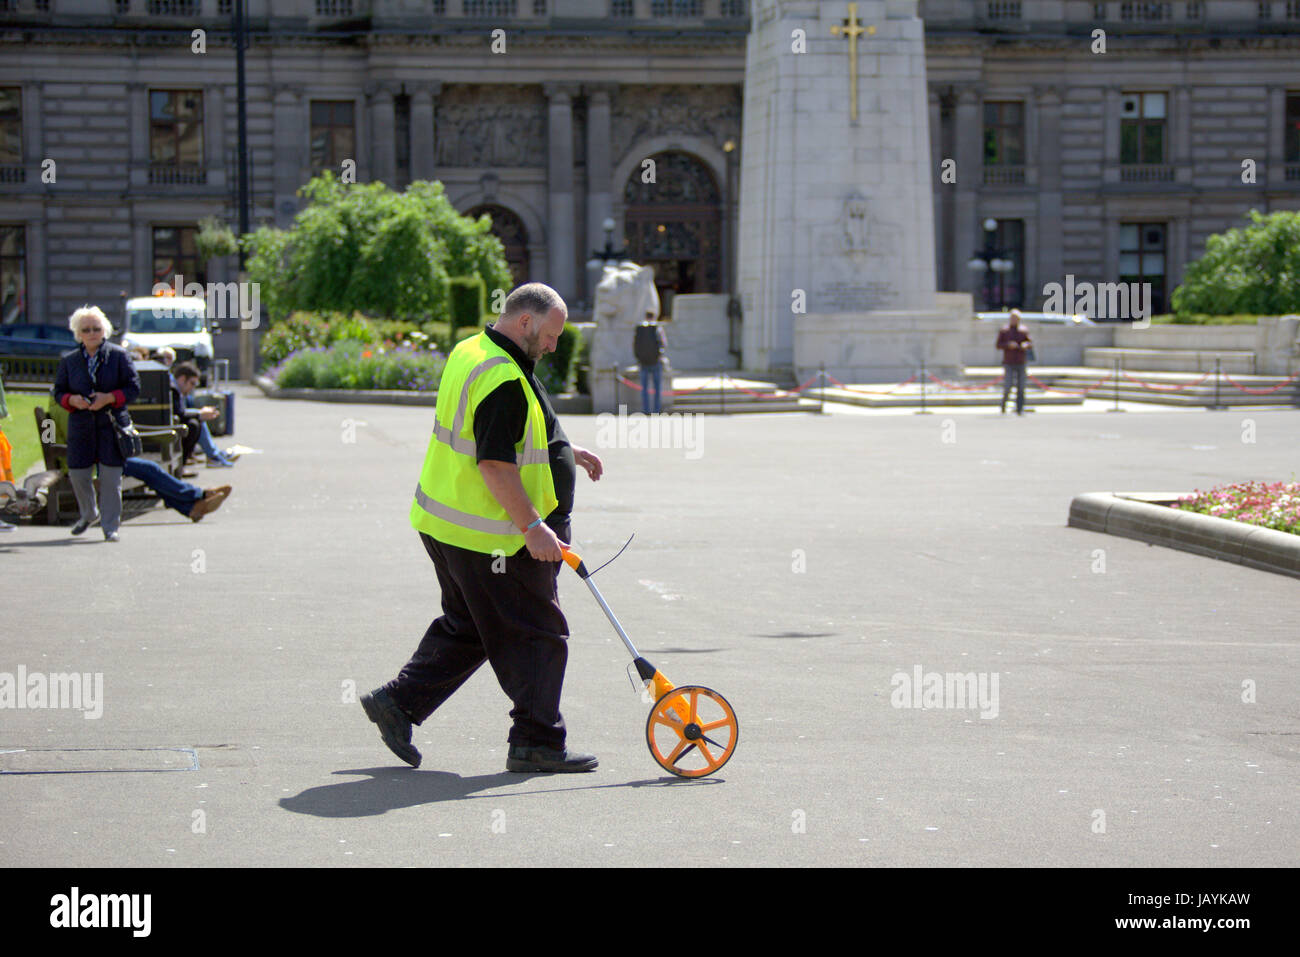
[383,520,571,750]
[1001,363,1027,414]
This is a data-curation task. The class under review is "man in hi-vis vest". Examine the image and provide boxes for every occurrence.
[362,283,605,773]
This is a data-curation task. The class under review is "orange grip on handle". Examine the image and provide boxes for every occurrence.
[560,546,583,572]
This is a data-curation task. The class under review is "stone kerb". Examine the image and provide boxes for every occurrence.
[1068,491,1300,579]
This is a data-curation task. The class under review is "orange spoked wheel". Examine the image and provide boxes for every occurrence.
[646,685,738,778]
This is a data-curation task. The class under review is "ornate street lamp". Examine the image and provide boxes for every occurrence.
[966,217,1015,310]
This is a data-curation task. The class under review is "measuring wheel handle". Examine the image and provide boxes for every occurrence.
[646,684,739,779]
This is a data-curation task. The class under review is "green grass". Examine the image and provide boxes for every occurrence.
[1,391,44,480]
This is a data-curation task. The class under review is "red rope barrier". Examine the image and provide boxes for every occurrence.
[821,372,919,395]
[1221,370,1300,396]
[1118,369,1213,392]
[1025,373,1114,396]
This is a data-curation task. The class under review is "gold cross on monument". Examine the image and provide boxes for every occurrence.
[830,2,876,123]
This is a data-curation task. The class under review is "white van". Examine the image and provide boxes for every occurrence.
[120,294,215,376]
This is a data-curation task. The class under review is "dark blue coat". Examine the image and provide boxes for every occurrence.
[53,341,141,469]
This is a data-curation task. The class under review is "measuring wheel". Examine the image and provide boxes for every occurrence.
[646,685,739,778]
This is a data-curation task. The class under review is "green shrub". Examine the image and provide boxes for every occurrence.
[259,312,331,365]
[535,324,582,394]
[448,277,486,332]
[326,313,378,346]
[1171,210,1300,316]
[270,341,446,392]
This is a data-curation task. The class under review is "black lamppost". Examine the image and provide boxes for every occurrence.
[587,217,627,271]
[966,217,1015,310]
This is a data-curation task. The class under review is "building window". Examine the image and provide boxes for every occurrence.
[152,226,206,289]
[310,101,355,175]
[464,0,517,14]
[0,87,22,184]
[430,0,445,13]
[219,0,233,14]
[0,224,25,325]
[148,0,200,14]
[315,0,354,14]
[1285,93,1300,180]
[721,0,747,14]
[394,93,410,186]
[1185,1,1204,18]
[150,90,205,184]
[1121,2,1172,19]
[1093,2,1108,17]
[975,219,1024,309]
[651,0,703,16]
[1120,92,1166,165]
[986,2,1022,19]
[1119,223,1167,316]
[610,0,634,15]
[1288,1,1300,19]
[533,0,547,13]
[983,102,1025,165]
[115,0,132,12]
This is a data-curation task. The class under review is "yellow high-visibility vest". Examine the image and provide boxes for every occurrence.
[409,331,556,554]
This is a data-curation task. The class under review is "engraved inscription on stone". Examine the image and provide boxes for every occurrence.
[816,280,899,313]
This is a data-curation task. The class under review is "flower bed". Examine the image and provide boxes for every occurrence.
[1174,481,1300,536]
[268,341,446,392]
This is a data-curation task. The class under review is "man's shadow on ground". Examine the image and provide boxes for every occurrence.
[279,767,722,818]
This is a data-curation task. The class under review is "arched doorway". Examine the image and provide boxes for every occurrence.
[466,204,530,288]
[622,151,722,316]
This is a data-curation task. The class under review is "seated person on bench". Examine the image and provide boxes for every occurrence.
[167,360,235,468]
[123,456,231,523]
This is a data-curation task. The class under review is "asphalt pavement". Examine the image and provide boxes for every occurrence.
[1,389,1296,867]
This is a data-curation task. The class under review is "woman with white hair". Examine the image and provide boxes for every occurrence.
[52,305,140,541]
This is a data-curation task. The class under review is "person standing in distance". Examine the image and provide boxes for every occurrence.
[995,308,1032,415]
[53,305,140,541]
[362,283,605,773]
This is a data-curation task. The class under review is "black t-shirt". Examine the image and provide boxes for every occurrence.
[472,325,576,526]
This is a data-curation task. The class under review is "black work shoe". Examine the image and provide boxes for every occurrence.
[506,744,598,773]
[71,515,100,535]
[360,688,421,768]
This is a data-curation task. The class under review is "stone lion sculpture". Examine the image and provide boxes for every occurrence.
[590,261,660,370]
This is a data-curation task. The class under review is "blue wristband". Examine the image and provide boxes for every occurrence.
[525,517,544,531]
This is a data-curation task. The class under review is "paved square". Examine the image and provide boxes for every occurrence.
[2,390,1296,866]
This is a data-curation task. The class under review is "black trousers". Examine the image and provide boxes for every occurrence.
[384,523,571,750]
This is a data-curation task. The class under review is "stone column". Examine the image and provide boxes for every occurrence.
[1102,87,1121,184]
[584,83,614,297]
[1034,85,1064,308]
[206,84,226,189]
[1267,85,1286,187]
[410,82,440,182]
[28,215,48,330]
[1173,86,1191,184]
[272,86,304,227]
[953,86,983,300]
[128,83,148,188]
[368,83,397,186]
[545,82,578,302]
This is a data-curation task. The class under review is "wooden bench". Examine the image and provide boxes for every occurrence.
[33,404,186,525]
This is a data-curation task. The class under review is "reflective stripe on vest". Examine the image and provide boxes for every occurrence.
[430,355,549,467]
[410,333,557,553]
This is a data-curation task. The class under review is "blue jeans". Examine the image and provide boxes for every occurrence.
[123,456,203,516]
[196,422,230,462]
[1001,364,1027,413]
[639,363,662,414]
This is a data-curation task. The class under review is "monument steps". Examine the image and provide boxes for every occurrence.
[966,366,1300,407]
[653,372,820,415]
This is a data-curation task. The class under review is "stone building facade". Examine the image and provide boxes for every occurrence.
[1,0,1298,358]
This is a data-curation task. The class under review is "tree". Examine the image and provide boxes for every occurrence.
[1171,210,1300,316]
[242,174,512,324]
